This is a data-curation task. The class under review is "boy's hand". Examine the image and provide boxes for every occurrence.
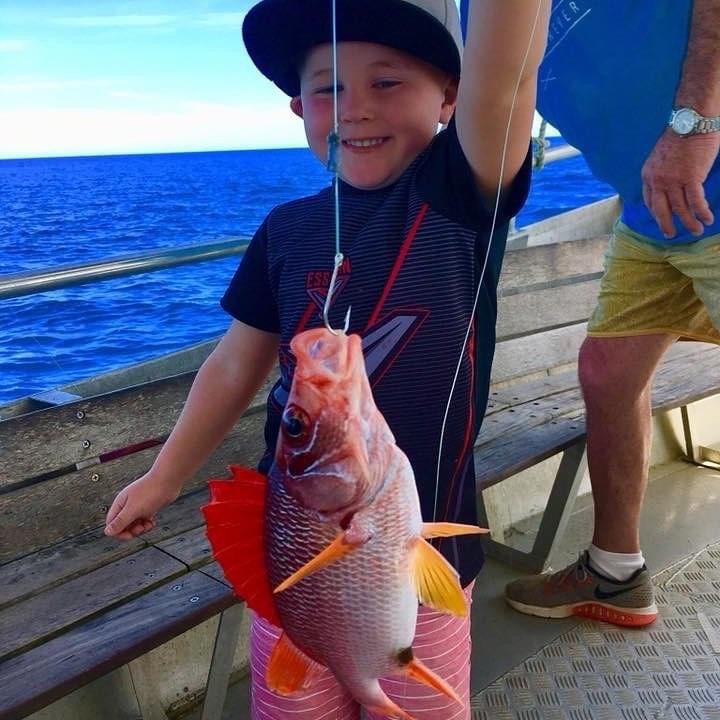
[104,473,180,540]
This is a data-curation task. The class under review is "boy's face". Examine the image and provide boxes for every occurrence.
[291,42,457,191]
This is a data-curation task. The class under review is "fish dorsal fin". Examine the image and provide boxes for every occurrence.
[397,649,462,706]
[266,632,319,695]
[202,465,281,627]
[422,521,489,538]
[409,537,467,617]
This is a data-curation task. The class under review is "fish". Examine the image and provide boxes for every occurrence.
[202,327,487,720]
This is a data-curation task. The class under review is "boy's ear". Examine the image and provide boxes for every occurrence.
[290,96,304,119]
[439,78,459,125]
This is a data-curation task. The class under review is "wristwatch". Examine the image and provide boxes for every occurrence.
[668,107,720,136]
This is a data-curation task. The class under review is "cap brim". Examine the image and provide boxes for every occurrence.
[243,0,461,96]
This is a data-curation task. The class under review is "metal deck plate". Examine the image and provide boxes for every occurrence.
[471,545,720,719]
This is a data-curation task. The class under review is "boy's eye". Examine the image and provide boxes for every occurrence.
[315,84,342,95]
[374,80,400,89]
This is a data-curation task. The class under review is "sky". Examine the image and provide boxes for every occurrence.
[0,0,553,160]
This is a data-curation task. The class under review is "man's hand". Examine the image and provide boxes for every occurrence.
[641,129,718,238]
[104,473,180,540]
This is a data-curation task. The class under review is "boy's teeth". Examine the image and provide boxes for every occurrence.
[345,138,384,147]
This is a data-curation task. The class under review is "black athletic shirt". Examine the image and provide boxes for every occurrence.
[222,120,531,585]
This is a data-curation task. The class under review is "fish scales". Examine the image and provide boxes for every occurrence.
[266,444,421,682]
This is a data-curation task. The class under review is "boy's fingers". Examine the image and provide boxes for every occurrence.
[105,492,127,535]
[105,503,136,537]
[119,518,156,538]
[105,491,127,526]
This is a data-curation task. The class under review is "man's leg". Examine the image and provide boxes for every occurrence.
[579,333,677,554]
[504,333,675,627]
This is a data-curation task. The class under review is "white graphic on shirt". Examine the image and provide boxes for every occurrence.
[362,314,422,378]
[544,0,591,60]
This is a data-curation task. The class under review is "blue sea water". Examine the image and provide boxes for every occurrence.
[0,141,613,404]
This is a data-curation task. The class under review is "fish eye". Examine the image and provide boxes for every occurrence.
[282,405,309,440]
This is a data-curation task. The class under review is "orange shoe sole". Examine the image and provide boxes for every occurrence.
[572,602,658,627]
[506,597,659,628]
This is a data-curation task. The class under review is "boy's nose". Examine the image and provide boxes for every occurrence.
[339,89,373,123]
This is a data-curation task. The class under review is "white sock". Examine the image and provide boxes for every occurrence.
[588,543,645,582]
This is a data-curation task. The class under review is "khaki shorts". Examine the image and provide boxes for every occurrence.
[588,221,720,345]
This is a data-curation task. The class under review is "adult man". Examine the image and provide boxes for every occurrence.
[505,0,720,626]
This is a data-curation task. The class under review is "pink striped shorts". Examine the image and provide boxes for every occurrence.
[249,583,474,719]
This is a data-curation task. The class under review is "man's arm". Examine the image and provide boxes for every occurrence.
[455,0,551,198]
[642,0,720,238]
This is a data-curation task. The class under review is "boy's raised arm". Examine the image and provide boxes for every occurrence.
[456,0,551,197]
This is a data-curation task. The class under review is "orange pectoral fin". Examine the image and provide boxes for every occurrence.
[409,537,467,617]
[266,632,320,695]
[400,656,463,707]
[201,466,281,627]
[421,522,489,538]
[273,532,358,594]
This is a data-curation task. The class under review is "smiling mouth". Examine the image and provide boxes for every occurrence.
[342,137,388,149]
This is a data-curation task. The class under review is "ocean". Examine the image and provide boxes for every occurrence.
[0,141,613,404]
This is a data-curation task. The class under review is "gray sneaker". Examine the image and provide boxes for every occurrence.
[505,552,658,627]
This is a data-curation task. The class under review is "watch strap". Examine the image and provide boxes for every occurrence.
[696,115,720,134]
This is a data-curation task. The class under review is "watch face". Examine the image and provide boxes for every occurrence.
[672,108,697,135]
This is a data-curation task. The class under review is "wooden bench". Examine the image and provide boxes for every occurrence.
[2,228,719,719]
[0,374,276,720]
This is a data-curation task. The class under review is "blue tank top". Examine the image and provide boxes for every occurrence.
[222,121,531,585]
[537,0,720,244]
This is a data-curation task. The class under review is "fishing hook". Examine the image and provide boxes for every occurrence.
[323,251,351,335]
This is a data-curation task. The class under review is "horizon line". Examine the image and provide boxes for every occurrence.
[0,145,313,162]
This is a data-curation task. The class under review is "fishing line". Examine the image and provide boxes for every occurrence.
[433,1,546,521]
[30,334,67,375]
[322,0,350,335]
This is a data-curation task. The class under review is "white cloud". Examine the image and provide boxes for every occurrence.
[108,90,157,101]
[0,102,307,159]
[198,12,247,27]
[0,39,28,52]
[52,15,176,28]
[0,78,110,93]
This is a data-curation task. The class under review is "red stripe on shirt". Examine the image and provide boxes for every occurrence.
[366,202,429,329]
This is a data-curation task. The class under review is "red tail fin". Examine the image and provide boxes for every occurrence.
[202,466,281,627]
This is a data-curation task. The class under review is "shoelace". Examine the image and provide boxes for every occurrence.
[554,553,590,587]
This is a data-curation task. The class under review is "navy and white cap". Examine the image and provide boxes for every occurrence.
[242,0,464,97]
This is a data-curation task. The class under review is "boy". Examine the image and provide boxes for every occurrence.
[106,0,550,716]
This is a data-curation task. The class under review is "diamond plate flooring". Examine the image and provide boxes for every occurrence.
[471,543,720,720]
